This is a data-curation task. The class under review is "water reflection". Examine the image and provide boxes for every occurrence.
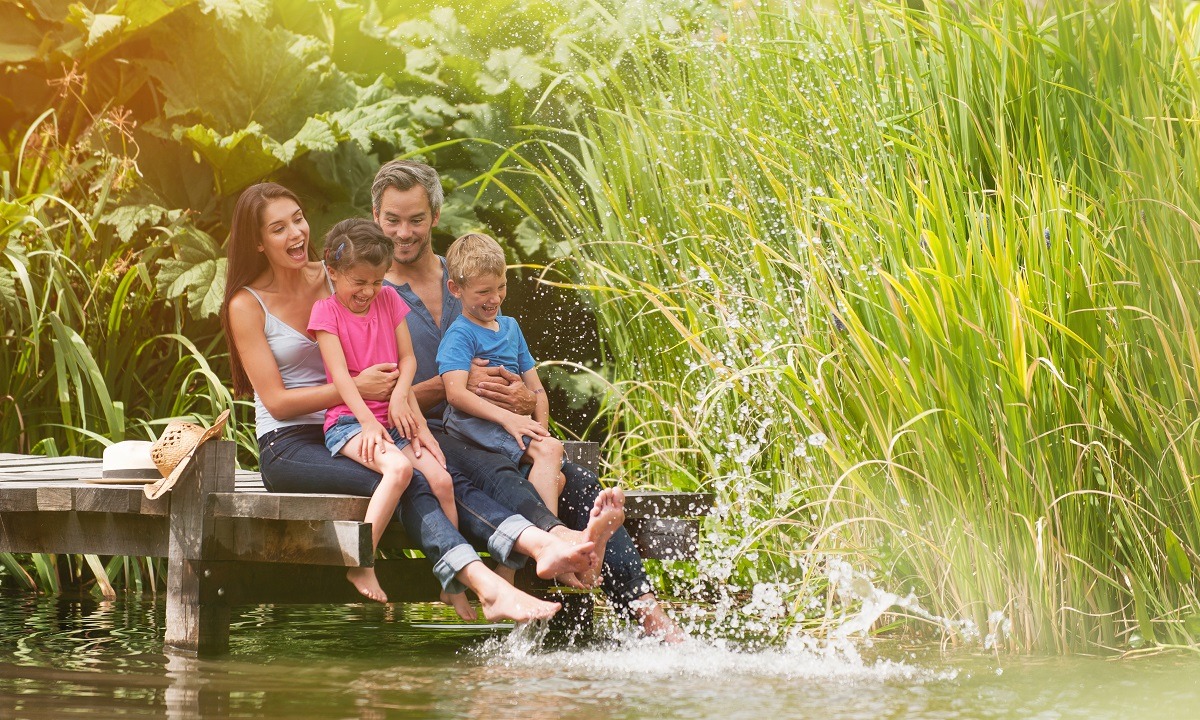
[1,593,1198,719]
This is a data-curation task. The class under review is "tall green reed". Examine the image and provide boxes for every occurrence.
[526,0,1200,651]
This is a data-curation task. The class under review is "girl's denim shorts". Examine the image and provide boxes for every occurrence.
[324,414,410,456]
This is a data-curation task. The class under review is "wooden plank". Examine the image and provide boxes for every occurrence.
[0,487,37,512]
[75,487,170,516]
[209,492,367,521]
[626,517,700,561]
[36,486,73,511]
[200,559,442,605]
[0,468,105,481]
[564,441,599,475]
[0,455,96,468]
[0,511,169,556]
[624,491,714,519]
[207,518,373,567]
[165,440,235,657]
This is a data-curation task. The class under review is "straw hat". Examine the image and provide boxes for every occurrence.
[143,409,230,499]
[91,440,163,484]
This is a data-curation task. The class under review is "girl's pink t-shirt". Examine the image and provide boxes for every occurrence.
[308,285,411,432]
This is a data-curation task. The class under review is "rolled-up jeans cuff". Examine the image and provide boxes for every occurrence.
[490,515,534,569]
[433,543,478,595]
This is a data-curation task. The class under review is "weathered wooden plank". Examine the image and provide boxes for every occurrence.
[209,492,367,521]
[626,517,700,561]
[165,441,235,657]
[564,441,599,475]
[623,491,714,519]
[0,487,37,512]
[200,559,442,605]
[74,487,170,516]
[0,468,105,481]
[0,511,169,556]
[0,455,96,468]
[208,518,373,567]
[36,486,73,511]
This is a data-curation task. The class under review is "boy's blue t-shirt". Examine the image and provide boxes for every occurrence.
[437,315,536,377]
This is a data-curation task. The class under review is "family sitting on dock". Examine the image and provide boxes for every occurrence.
[219,160,682,641]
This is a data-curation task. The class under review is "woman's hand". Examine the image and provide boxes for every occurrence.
[467,359,536,415]
[355,362,399,402]
[358,419,392,465]
[501,414,550,451]
[388,392,419,439]
[410,423,447,467]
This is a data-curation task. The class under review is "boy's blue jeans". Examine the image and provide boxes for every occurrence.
[259,424,533,595]
[434,431,655,616]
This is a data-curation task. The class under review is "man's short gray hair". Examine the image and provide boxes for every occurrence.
[371,159,444,216]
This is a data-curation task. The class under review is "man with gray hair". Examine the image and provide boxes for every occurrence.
[372,157,683,641]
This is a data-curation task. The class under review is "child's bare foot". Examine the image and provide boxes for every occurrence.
[578,488,625,587]
[634,593,686,643]
[347,567,388,603]
[536,539,596,581]
[440,590,477,621]
[479,582,561,623]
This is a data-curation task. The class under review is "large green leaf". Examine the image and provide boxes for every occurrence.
[98,203,181,242]
[176,123,288,195]
[0,4,44,63]
[146,20,355,138]
[156,227,226,318]
[1165,528,1192,585]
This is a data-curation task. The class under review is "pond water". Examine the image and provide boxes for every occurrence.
[1,593,1197,719]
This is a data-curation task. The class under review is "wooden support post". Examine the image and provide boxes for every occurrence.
[164,440,235,656]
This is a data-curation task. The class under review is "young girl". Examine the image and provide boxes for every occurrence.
[309,218,458,603]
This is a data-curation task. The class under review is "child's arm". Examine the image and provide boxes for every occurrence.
[521,368,551,430]
[315,330,390,464]
[444,369,549,450]
[387,320,420,437]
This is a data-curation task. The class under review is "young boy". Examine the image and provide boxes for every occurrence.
[436,233,566,515]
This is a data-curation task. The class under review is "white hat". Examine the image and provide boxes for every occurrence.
[143,409,230,499]
[93,441,163,484]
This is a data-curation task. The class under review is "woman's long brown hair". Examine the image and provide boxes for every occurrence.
[220,182,303,398]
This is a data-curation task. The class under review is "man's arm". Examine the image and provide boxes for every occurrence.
[467,359,536,415]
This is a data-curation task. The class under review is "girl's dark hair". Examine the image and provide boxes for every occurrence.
[221,182,303,398]
[323,218,393,272]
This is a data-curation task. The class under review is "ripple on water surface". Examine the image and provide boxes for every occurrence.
[1,593,1199,719]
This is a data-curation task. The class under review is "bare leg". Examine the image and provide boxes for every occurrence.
[403,446,459,528]
[523,439,565,516]
[340,434,412,603]
[456,561,561,622]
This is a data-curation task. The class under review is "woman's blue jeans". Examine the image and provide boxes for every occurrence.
[258,424,533,593]
[435,431,654,615]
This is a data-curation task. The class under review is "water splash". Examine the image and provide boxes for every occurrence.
[476,628,951,684]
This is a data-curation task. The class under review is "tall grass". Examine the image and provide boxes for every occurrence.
[526,0,1200,652]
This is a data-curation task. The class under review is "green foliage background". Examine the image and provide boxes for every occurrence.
[0,0,711,458]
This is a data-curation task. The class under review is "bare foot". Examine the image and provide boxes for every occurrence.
[347,567,388,603]
[536,539,596,581]
[554,572,588,590]
[578,488,625,587]
[634,593,685,644]
[479,582,561,623]
[440,590,477,621]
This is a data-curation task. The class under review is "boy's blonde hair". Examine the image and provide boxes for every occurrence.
[446,232,507,284]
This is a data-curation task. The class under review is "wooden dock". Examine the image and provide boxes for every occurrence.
[0,441,712,656]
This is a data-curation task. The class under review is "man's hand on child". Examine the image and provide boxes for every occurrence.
[355,362,400,402]
[468,358,536,415]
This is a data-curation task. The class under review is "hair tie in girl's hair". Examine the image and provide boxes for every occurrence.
[334,242,346,261]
